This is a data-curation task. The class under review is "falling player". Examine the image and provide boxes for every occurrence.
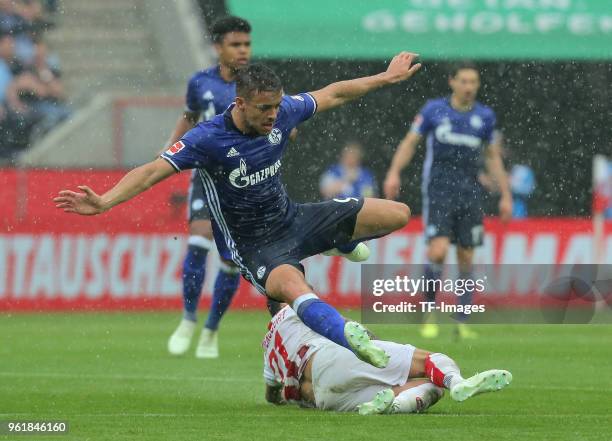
[384,61,512,339]
[54,52,421,369]
[263,305,512,413]
[165,16,251,359]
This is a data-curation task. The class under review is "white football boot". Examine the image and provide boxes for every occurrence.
[195,328,219,359]
[450,370,512,402]
[323,242,370,262]
[167,319,196,355]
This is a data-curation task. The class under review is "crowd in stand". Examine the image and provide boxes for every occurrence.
[0,0,69,161]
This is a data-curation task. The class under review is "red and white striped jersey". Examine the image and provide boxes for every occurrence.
[262,306,328,402]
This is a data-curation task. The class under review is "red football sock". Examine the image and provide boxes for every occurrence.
[425,353,464,389]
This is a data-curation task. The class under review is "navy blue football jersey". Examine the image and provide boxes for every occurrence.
[161,93,317,260]
[185,66,236,120]
[411,97,496,192]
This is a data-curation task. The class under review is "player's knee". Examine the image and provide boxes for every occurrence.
[391,202,411,229]
[267,282,302,303]
[399,203,411,225]
[427,239,449,263]
[265,266,309,303]
[427,247,447,263]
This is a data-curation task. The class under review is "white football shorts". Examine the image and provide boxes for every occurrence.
[311,340,415,412]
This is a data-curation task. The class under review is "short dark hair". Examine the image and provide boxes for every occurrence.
[236,64,282,99]
[449,61,479,78]
[210,16,251,43]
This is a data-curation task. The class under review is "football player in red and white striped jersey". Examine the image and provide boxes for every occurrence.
[263,305,512,414]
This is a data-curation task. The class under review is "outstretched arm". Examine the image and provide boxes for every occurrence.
[309,52,421,113]
[54,158,176,215]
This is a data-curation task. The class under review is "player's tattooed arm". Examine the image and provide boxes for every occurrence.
[54,158,176,215]
[265,384,285,405]
[309,52,421,113]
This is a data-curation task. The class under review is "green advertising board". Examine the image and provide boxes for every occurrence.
[228,0,612,60]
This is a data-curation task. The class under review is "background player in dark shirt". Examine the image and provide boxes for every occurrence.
[384,62,512,340]
[165,16,251,359]
[54,52,422,369]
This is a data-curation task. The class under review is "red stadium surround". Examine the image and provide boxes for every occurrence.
[1,169,610,311]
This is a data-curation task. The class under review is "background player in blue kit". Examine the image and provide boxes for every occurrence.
[53,52,422,369]
[320,141,377,200]
[384,62,512,340]
[164,16,251,359]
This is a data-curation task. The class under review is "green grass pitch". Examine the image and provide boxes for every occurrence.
[1,311,611,441]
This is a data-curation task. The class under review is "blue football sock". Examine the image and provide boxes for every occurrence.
[424,262,443,304]
[182,242,209,322]
[293,294,350,350]
[456,271,474,322]
[204,268,240,331]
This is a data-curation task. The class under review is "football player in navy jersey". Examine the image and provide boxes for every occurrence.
[384,62,512,340]
[164,16,251,359]
[54,52,422,369]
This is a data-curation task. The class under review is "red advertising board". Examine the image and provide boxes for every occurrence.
[1,170,611,311]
